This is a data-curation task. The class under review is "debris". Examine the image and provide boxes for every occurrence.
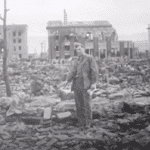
[56,111,72,119]
[0,58,150,149]
[43,107,52,119]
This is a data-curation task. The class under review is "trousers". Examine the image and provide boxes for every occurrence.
[73,77,92,127]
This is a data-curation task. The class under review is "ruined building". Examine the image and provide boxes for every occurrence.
[46,11,136,60]
[0,24,28,60]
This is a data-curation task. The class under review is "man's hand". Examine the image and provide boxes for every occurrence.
[90,83,96,90]
[88,83,96,95]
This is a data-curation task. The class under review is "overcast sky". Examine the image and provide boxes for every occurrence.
[0,0,150,53]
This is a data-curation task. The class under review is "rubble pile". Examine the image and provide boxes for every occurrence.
[0,94,150,149]
[0,60,70,97]
[0,58,150,149]
[1,58,150,99]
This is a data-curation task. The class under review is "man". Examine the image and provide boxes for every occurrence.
[64,43,99,128]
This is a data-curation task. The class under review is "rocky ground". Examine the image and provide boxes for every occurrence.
[1,58,150,149]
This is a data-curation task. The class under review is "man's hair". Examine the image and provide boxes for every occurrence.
[75,42,84,48]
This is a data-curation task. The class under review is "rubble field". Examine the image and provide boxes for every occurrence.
[1,58,150,150]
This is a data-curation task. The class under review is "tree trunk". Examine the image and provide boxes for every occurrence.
[3,0,11,97]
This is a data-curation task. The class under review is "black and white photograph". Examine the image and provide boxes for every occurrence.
[0,0,150,149]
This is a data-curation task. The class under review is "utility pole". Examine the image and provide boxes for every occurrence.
[0,0,11,96]
[41,42,43,59]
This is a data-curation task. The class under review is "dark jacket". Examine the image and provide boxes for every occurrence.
[67,54,99,91]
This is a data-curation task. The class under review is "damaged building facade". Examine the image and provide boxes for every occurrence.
[0,24,28,60]
[46,19,137,60]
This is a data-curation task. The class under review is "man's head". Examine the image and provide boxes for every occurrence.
[75,43,85,56]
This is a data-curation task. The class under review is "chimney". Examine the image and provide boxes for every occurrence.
[64,9,67,25]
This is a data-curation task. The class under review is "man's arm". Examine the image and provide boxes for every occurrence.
[90,57,99,85]
[67,61,77,82]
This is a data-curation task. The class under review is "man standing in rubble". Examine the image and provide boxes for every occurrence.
[64,43,99,129]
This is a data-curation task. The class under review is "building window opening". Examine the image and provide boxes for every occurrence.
[98,32,103,41]
[55,46,59,51]
[85,49,90,54]
[18,39,22,43]
[19,46,22,50]
[85,49,93,56]
[64,45,70,51]
[124,49,128,56]
[55,35,59,40]
[19,54,22,58]
[13,32,16,36]
[116,50,120,57]
[18,31,22,36]
[111,49,115,57]
[100,49,106,59]
[14,46,16,51]
[13,39,16,43]
[65,55,70,59]
[86,32,93,40]
[65,35,69,40]
[86,33,90,38]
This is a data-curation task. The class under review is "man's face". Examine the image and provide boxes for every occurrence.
[76,45,84,56]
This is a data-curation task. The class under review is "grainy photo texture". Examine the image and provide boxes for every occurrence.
[0,0,150,149]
